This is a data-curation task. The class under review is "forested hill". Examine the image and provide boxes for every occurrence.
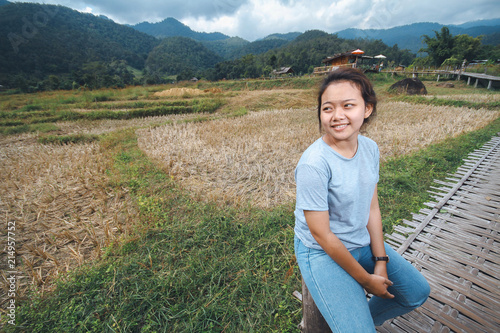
[132,18,229,41]
[206,30,415,81]
[0,3,159,89]
[144,37,224,83]
[261,32,302,42]
[131,18,297,60]
[336,20,500,53]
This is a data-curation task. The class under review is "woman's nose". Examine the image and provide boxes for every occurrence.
[332,108,345,120]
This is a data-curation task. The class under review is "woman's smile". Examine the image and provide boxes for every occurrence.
[331,123,349,130]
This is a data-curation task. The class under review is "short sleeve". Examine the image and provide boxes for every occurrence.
[295,164,329,211]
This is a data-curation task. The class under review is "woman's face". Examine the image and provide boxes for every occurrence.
[320,81,373,146]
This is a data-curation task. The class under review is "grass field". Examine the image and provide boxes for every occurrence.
[1,75,499,331]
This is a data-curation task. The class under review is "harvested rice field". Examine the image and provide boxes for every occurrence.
[0,78,499,306]
[0,137,138,295]
[138,101,500,208]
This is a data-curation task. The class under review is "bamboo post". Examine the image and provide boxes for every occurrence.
[300,277,332,332]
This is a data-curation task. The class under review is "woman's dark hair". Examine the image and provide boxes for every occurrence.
[317,67,377,131]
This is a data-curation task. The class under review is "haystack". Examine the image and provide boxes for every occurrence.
[389,78,427,95]
[153,88,206,97]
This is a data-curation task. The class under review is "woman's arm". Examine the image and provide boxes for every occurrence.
[366,185,390,280]
[305,208,394,298]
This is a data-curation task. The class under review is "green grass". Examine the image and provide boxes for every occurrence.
[7,115,500,332]
[393,95,500,110]
[37,133,100,145]
[0,123,59,135]
[379,117,500,232]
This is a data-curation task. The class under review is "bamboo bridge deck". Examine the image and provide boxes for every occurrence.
[384,69,500,90]
[378,134,500,333]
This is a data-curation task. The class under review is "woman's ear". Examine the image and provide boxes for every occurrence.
[364,103,374,118]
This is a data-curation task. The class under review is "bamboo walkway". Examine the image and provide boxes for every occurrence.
[391,69,499,90]
[378,134,500,333]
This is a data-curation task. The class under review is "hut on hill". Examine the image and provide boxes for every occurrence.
[313,49,373,74]
[272,67,294,77]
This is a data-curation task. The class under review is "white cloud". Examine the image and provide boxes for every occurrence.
[81,6,92,13]
[9,0,500,40]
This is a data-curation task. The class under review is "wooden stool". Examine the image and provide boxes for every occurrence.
[298,277,332,332]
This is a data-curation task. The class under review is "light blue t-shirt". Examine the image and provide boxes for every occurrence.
[294,135,379,251]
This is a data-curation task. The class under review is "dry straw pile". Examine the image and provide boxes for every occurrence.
[138,101,499,209]
[0,137,137,299]
[153,88,206,97]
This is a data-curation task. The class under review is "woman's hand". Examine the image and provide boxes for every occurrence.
[362,274,394,299]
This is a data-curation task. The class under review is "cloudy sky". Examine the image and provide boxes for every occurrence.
[11,0,500,41]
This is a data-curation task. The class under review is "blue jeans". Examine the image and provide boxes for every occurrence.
[295,236,430,332]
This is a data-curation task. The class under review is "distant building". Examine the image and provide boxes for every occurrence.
[468,60,488,66]
[313,50,373,74]
[272,67,294,77]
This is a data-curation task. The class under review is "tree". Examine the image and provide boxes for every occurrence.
[420,27,454,66]
[268,54,277,68]
[452,34,482,62]
[419,27,483,67]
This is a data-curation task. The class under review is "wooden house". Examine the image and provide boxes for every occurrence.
[313,50,373,74]
[272,67,294,77]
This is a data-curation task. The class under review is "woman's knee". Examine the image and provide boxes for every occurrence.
[398,274,430,309]
[411,278,430,308]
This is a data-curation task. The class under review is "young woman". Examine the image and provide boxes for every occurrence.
[294,68,430,332]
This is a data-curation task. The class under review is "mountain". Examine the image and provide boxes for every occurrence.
[336,21,500,53]
[261,32,302,41]
[0,3,159,89]
[453,18,500,29]
[456,25,500,45]
[226,38,291,59]
[129,16,499,58]
[132,18,229,41]
[0,4,159,70]
[145,36,223,79]
[202,37,250,59]
[131,18,297,60]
